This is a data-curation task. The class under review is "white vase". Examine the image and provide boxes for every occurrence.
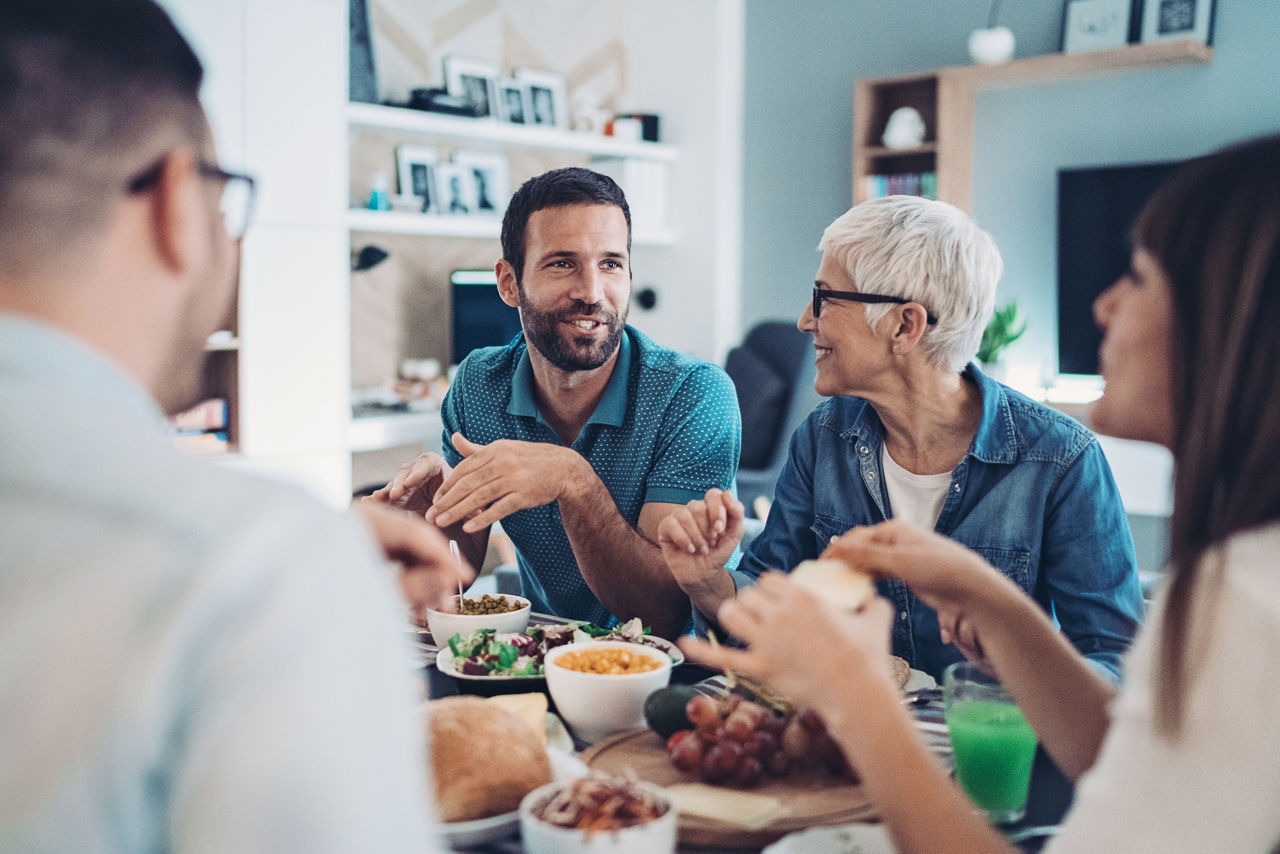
[968,27,1015,65]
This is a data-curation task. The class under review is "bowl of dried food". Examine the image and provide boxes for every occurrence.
[519,771,676,854]
[426,593,531,645]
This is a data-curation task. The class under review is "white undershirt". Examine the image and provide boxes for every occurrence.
[881,446,953,530]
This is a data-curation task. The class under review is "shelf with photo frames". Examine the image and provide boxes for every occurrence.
[347,102,678,162]
[345,208,678,245]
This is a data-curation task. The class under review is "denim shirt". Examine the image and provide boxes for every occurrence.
[730,365,1144,682]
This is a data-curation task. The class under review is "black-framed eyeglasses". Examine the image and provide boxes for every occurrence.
[812,286,939,324]
[127,157,257,240]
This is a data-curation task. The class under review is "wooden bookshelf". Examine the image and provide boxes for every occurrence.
[853,40,1215,210]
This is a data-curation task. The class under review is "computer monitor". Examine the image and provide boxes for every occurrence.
[450,269,522,365]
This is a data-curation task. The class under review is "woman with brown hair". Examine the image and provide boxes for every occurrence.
[683,134,1280,852]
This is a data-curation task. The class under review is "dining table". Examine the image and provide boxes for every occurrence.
[416,615,1073,853]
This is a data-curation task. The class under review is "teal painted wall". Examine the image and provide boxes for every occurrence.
[742,0,1280,379]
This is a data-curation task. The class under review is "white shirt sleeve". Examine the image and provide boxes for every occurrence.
[1047,528,1280,853]
[165,498,448,853]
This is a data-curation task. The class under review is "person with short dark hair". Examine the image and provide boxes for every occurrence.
[371,167,741,639]
[684,135,1280,853]
[0,1,467,849]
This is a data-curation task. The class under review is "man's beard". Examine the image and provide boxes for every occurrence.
[519,294,628,372]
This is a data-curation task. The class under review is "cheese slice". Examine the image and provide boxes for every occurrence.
[485,693,548,746]
[666,783,789,830]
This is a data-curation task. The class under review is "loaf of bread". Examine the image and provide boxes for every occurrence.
[424,696,553,822]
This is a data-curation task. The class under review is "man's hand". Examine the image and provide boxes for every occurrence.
[657,488,744,594]
[354,502,474,624]
[426,433,585,533]
[365,452,453,517]
[679,572,898,714]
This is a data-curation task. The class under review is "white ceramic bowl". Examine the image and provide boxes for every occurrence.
[426,593,531,646]
[544,641,672,743]
[518,778,677,854]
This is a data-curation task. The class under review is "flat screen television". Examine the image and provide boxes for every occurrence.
[1057,160,1179,376]
[450,269,522,365]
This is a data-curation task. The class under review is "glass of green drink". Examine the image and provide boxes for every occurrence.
[943,660,1037,824]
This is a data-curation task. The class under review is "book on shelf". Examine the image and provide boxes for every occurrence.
[166,398,227,432]
[168,430,229,455]
[863,171,937,201]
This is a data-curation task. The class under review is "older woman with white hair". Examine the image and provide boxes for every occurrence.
[659,195,1143,681]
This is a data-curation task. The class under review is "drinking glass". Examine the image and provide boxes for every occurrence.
[943,660,1038,824]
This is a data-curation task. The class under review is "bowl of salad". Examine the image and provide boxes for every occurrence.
[435,619,684,696]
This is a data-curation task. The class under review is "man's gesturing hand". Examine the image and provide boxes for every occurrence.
[426,433,587,533]
[365,452,453,517]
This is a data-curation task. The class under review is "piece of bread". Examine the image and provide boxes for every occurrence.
[889,654,911,690]
[485,693,548,746]
[425,696,552,822]
[790,558,875,611]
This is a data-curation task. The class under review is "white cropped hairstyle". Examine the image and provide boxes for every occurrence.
[818,195,1002,372]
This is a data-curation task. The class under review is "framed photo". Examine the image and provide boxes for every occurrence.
[435,162,476,216]
[515,68,567,130]
[498,78,529,124]
[443,55,499,119]
[1139,0,1215,45]
[1061,0,1134,53]
[394,144,438,213]
[453,151,509,215]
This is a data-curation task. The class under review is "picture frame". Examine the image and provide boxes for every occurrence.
[1061,0,1135,53]
[515,68,568,130]
[498,78,530,125]
[394,144,438,213]
[453,151,509,216]
[1139,0,1215,45]
[442,55,500,119]
[435,162,476,216]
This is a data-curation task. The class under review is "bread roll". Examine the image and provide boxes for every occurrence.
[425,696,552,822]
[790,558,875,611]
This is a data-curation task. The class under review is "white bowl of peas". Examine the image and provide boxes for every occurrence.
[426,593,531,646]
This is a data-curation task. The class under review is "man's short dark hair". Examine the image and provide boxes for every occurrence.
[500,167,632,284]
[0,0,204,271]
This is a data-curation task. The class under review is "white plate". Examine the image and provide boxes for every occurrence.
[437,632,685,681]
[441,809,520,848]
[763,822,895,854]
[438,720,586,848]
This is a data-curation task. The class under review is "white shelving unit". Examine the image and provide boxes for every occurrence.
[347,102,679,161]
[349,410,443,454]
[345,207,677,245]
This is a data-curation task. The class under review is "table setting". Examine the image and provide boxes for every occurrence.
[414,595,1071,853]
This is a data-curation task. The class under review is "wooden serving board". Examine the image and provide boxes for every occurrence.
[582,729,879,849]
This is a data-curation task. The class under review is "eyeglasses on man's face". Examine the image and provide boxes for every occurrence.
[127,157,257,240]
[812,286,939,325]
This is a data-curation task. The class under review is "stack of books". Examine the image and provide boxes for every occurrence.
[166,398,229,454]
[863,171,938,201]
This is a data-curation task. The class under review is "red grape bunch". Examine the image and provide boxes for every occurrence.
[664,693,859,788]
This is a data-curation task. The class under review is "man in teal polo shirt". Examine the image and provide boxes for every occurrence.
[372,168,740,639]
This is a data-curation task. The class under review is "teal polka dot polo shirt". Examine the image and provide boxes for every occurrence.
[441,325,741,627]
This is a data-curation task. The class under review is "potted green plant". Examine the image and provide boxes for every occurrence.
[977,301,1026,376]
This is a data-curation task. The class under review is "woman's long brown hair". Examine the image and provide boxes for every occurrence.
[1130,135,1280,734]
